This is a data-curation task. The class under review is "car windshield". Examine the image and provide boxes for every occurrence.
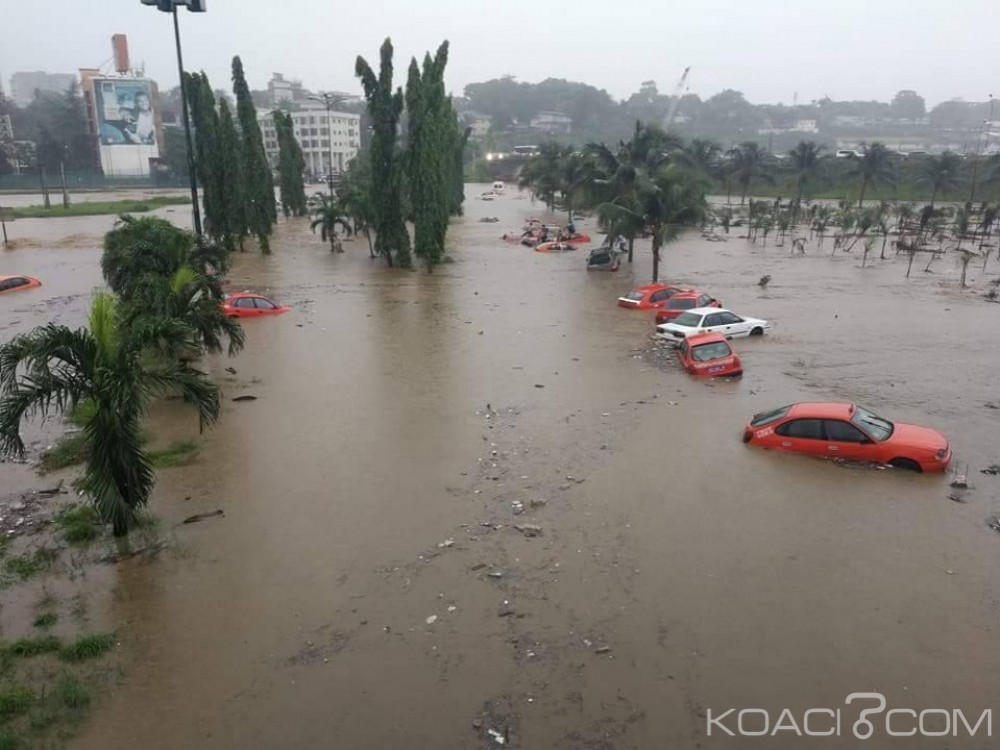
[750,405,791,427]
[691,341,731,361]
[625,290,644,301]
[851,406,894,441]
[672,312,702,327]
[668,298,697,310]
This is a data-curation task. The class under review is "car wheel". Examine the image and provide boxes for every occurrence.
[749,327,764,336]
[888,458,922,473]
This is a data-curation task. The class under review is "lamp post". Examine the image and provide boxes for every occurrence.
[141,0,205,236]
[308,92,353,197]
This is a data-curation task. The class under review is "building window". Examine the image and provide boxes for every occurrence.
[320,128,328,135]
[321,140,329,147]
[309,116,316,124]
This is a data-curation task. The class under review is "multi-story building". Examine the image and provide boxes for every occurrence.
[10,71,77,107]
[267,73,295,107]
[259,106,361,177]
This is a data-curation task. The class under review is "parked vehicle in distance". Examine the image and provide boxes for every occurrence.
[221,293,290,319]
[534,241,580,253]
[657,307,770,343]
[0,275,42,294]
[742,402,951,472]
[617,283,686,310]
[677,333,742,377]
[654,291,721,324]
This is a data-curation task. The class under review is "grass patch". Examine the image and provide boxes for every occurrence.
[38,433,88,473]
[10,196,190,219]
[59,634,115,662]
[0,688,33,718]
[2,637,61,658]
[53,504,101,545]
[149,439,200,468]
[2,548,57,583]
[32,612,58,630]
[55,673,89,710]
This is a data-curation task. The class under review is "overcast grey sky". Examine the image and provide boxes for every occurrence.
[2,0,997,106]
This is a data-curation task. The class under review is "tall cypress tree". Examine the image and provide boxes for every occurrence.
[274,111,307,217]
[405,42,453,272]
[232,56,276,254]
[185,72,223,240]
[356,38,411,268]
[450,115,471,217]
[217,99,246,251]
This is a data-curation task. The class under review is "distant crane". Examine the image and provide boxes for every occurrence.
[661,66,691,132]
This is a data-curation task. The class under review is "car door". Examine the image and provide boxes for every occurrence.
[714,311,749,337]
[648,289,672,309]
[821,420,873,462]
[254,297,279,315]
[677,339,692,371]
[701,312,727,336]
[234,297,258,317]
[773,418,827,457]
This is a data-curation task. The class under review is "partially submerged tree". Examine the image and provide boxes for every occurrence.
[356,38,411,267]
[274,110,308,217]
[310,193,353,252]
[851,142,896,207]
[0,294,220,537]
[232,56,276,253]
[918,151,963,207]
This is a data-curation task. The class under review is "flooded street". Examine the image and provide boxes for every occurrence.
[3,187,1000,748]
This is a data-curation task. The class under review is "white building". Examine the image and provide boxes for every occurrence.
[267,73,295,106]
[259,106,361,177]
[530,111,572,133]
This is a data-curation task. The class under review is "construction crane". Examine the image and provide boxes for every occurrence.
[662,66,691,132]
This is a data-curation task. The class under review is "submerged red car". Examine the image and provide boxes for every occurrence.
[221,293,290,319]
[742,402,951,472]
[677,333,742,377]
[617,283,686,310]
[0,275,42,294]
[654,290,721,324]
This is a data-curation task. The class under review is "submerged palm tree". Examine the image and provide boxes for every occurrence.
[730,142,774,205]
[517,141,568,212]
[918,151,964,207]
[0,294,220,536]
[788,141,825,204]
[851,142,896,207]
[310,193,354,252]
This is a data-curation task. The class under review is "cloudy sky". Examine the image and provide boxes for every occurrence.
[2,0,996,106]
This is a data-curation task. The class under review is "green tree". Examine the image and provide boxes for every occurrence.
[185,72,225,242]
[788,141,825,204]
[918,151,963,207]
[216,98,247,251]
[310,193,353,252]
[518,142,569,212]
[851,142,896,207]
[681,138,722,179]
[405,42,453,272]
[356,38,411,268]
[730,142,774,204]
[0,294,220,537]
[338,153,377,256]
[273,110,308,217]
[232,56,276,254]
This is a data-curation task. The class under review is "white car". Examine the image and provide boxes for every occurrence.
[657,307,771,345]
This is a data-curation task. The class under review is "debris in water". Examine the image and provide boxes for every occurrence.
[232,395,257,402]
[530,498,547,508]
[486,728,506,744]
[488,570,504,579]
[534,384,545,388]
[949,493,968,504]
[497,604,516,617]
[514,524,542,537]
[438,539,455,548]
[426,615,438,625]
[182,509,224,524]
[981,465,1000,476]
[988,515,1000,533]
[225,366,238,374]
[595,645,612,654]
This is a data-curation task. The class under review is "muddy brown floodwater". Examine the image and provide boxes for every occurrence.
[2,186,1000,749]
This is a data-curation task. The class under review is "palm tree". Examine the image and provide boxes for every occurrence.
[517,142,567,212]
[338,157,377,257]
[681,138,722,179]
[103,216,228,300]
[730,142,774,205]
[918,151,963,207]
[787,141,825,205]
[126,267,245,360]
[0,294,220,537]
[310,193,353,252]
[850,142,896,207]
[600,163,707,282]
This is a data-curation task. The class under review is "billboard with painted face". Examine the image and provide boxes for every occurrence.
[94,78,158,148]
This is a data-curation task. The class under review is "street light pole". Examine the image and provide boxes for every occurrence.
[309,92,352,198]
[142,0,204,236]
[171,5,202,236]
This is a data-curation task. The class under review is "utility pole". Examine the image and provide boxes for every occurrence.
[309,92,353,197]
[141,0,206,236]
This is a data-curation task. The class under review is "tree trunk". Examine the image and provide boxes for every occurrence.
[365,229,375,258]
[651,242,660,283]
[930,186,938,209]
[858,177,868,208]
[906,252,915,277]
[880,234,888,260]
[627,235,634,264]
[961,261,969,288]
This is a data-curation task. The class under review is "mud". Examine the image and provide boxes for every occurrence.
[2,186,1000,749]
